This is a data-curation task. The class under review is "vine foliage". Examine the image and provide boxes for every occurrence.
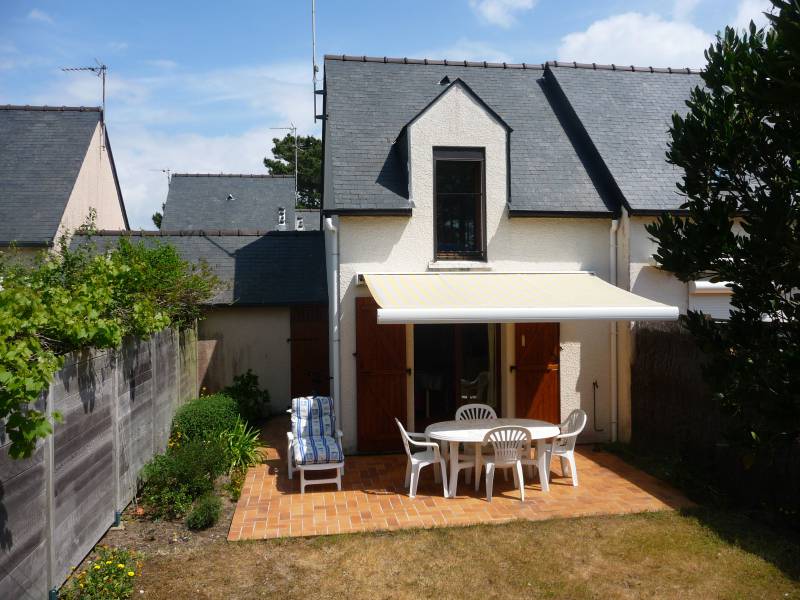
[0,232,218,458]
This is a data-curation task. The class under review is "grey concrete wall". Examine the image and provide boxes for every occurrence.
[0,326,196,599]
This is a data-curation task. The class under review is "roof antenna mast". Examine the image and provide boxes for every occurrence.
[61,59,107,148]
[312,0,319,122]
[271,124,299,205]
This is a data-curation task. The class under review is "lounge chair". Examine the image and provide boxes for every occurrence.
[287,396,344,494]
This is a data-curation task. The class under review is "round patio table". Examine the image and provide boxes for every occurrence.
[426,418,560,498]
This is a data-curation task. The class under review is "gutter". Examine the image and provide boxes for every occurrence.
[324,217,342,422]
[609,219,619,443]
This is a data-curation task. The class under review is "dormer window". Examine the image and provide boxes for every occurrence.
[277,206,286,227]
[434,147,486,261]
[295,215,304,230]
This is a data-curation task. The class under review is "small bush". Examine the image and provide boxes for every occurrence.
[225,370,271,423]
[171,393,239,441]
[225,467,247,502]
[140,438,227,518]
[219,417,262,474]
[61,545,141,600]
[186,493,222,530]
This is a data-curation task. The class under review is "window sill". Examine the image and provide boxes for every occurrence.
[427,260,492,272]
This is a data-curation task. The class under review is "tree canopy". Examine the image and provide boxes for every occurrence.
[264,134,322,208]
[647,0,799,468]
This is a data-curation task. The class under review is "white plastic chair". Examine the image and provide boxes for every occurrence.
[396,418,449,498]
[286,396,344,494]
[455,403,497,489]
[525,409,587,487]
[482,426,531,502]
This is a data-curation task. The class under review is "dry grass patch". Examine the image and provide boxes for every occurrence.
[136,509,799,599]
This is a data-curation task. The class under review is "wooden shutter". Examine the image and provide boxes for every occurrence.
[290,304,330,398]
[514,323,560,423]
[356,297,407,452]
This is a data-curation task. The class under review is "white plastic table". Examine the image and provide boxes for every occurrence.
[426,418,560,498]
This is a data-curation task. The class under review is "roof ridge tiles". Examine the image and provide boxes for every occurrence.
[82,229,320,237]
[323,54,702,74]
[171,173,294,178]
[0,104,102,111]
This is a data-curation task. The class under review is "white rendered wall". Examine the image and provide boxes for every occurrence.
[58,123,127,239]
[333,84,614,450]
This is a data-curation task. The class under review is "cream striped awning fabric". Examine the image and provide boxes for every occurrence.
[363,272,679,324]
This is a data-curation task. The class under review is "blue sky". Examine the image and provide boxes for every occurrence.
[0,0,772,228]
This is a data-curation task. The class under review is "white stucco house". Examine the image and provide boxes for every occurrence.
[319,56,733,453]
[0,105,128,256]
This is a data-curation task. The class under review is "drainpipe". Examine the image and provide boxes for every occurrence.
[609,219,619,443]
[324,217,341,421]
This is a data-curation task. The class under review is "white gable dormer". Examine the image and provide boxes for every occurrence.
[401,79,510,262]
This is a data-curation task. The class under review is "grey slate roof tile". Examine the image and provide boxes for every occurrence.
[0,106,101,244]
[547,65,702,212]
[162,174,298,230]
[71,231,327,306]
[323,57,614,215]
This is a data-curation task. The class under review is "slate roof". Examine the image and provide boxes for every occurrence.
[547,64,703,212]
[294,208,321,231]
[322,56,703,215]
[161,174,297,230]
[71,230,327,306]
[323,56,615,216]
[0,105,103,245]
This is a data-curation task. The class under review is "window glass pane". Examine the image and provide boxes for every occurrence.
[435,159,482,255]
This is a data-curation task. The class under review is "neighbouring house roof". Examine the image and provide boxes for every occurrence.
[546,63,703,213]
[294,208,321,231]
[71,230,327,306]
[0,105,116,246]
[323,56,614,216]
[322,56,703,216]
[161,173,298,231]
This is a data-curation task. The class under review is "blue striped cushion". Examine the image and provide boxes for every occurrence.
[293,436,344,465]
[292,396,336,439]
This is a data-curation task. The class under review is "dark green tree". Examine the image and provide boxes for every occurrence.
[647,0,799,472]
[152,202,165,229]
[264,134,322,208]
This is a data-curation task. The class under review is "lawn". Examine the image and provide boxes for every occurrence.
[134,508,799,599]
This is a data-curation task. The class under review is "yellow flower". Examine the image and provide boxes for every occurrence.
[117,563,125,569]
[128,571,135,577]
[106,560,112,564]
[79,584,84,589]
[93,565,100,570]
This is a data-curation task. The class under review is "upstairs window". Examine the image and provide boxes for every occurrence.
[434,147,486,261]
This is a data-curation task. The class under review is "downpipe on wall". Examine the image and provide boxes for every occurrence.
[324,217,342,421]
[609,219,619,443]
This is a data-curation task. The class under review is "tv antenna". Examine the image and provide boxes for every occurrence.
[62,60,108,147]
[311,0,321,122]
[270,124,298,204]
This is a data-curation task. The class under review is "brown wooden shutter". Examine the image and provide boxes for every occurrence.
[356,297,407,452]
[290,304,330,398]
[514,323,560,423]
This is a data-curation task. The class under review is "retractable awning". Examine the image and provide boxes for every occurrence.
[362,272,679,324]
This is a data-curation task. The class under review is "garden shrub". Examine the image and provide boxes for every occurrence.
[140,438,227,518]
[225,468,247,502]
[171,393,239,442]
[224,369,271,423]
[218,417,262,474]
[61,545,141,600]
[186,493,222,530]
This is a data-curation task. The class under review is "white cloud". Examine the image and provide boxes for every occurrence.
[558,12,713,69]
[673,0,701,21]
[23,61,316,228]
[417,38,513,63]
[732,0,773,31]
[469,0,536,28]
[27,9,54,24]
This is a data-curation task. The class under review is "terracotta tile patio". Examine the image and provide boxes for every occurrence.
[228,417,692,541]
